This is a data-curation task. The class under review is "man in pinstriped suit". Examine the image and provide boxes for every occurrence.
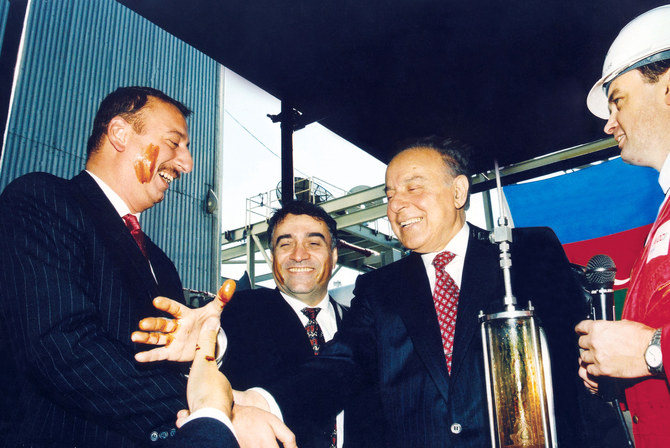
[0,86,205,447]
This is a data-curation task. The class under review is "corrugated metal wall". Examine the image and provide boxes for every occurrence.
[0,0,9,49]
[0,0,223,292]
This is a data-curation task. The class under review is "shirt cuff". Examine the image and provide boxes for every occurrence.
[216,328,228,367]
[249,387,284,421]
[181,408,237,438]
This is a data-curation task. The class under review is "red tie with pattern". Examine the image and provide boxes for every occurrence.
[302,307,337,448]
[122,214,149,261]
[432,251,460,374]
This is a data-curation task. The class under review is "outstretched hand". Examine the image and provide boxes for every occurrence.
[132,279,236,363]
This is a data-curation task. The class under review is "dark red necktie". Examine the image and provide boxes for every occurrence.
[302,307,326,355]
[122,214,149,261]
[302,307,337,448]
[432,251,460,374]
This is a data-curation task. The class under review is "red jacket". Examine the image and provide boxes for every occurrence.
[623,196,670,447]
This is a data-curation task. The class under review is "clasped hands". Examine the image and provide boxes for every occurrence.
[132,281,297,447]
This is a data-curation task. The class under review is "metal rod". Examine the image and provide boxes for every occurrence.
[492,160,516,310]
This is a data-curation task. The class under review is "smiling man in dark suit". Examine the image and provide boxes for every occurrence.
[0,86,199,447]
[221,201,347,448]
[135,201,369,447]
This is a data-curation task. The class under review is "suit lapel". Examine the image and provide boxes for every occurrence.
[270,288,315,356]
[70,172,158,299]
[394,253,452,403]
[329,296,346,327]
[449,227,500,381]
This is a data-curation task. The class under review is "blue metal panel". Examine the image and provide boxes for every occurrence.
[0,0,222,292]
[0,0,9,50]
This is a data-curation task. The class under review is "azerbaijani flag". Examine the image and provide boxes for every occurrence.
[504,157,664,317]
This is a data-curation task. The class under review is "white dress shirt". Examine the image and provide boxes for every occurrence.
[420,222,470,293]
[86,170,133,218]
[86,170,157,281]
[279,291,339,341]
[659,153,670,199]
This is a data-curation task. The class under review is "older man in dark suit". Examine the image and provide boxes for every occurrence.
[0,86,212,447]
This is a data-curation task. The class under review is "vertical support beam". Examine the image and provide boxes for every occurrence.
[210,65,226,291]
[0,0,29,159]
[246,233,256,289]
[280,101,294,204]
[482,188,495,231]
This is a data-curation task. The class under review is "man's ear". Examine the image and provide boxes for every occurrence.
[661,70,670,107]
[106,116,130,152]
[331,247,339,267]
[453,175,469,209]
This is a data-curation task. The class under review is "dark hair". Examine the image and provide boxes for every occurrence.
[393,136,472,207]
[638,59,670,83]
[86,86,191,157]
[267,201,338,250]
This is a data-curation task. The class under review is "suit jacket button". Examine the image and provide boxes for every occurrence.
[159,431,169,439]
[450,423,462,434]
[632,415,639,424]
[150,431,159,442]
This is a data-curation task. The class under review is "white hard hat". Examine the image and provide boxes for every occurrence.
[587,5,670,119]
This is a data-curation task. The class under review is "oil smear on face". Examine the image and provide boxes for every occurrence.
[134,143,159,184]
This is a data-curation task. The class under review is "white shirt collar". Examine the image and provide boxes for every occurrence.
[659,153,670,195]
[85,170,136,219]
[280,290,332,316]
[86,171,155,281]
[421,222,469,266]
[420,222,470,290]
[279,290,337,341]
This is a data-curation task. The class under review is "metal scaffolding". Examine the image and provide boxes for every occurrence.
[221,137,619,288]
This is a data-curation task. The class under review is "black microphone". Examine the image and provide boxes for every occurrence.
[584,254,635,446]
[584,255,621,395]
[585,254,616,321]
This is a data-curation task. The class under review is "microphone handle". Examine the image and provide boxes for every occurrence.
[593,288,615,321]
[591,288,622,401]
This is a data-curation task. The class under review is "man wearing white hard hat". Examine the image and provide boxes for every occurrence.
[576,5,670,447]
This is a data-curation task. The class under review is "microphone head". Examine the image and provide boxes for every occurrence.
[585,254,616,288]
